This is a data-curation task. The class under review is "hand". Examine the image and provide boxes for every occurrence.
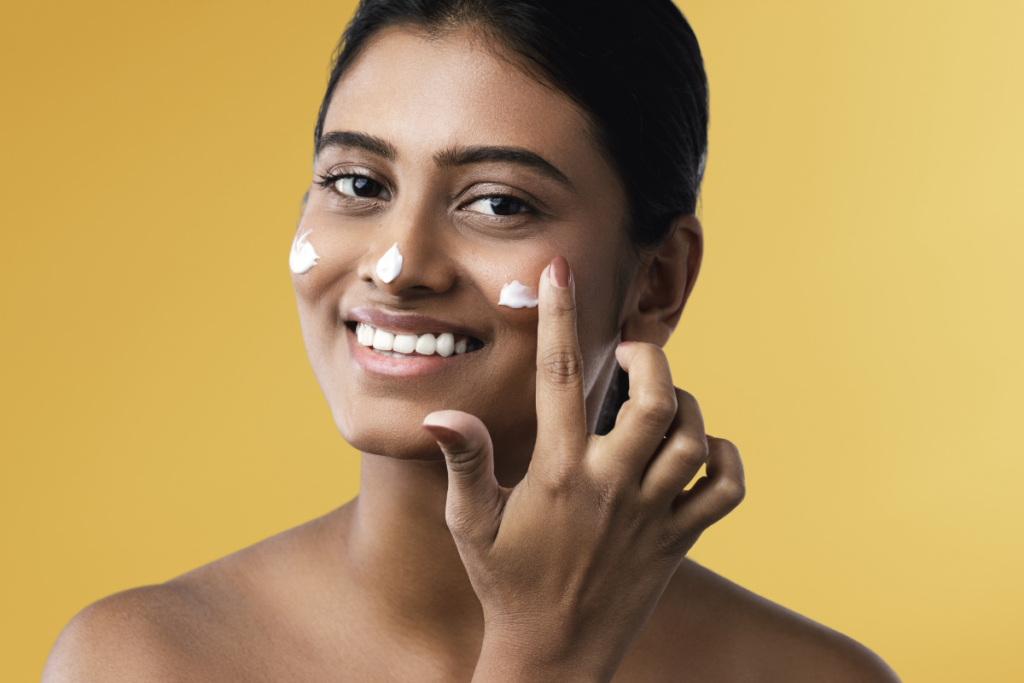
[422,256,745,683]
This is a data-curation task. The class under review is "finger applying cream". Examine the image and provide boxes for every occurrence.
[289,230,321,274]
[498,280,539,308]
[376,243,403,283]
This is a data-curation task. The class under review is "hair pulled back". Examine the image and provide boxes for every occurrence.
[314,0,709,251]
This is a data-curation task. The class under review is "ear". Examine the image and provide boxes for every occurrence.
[620,214,703,347]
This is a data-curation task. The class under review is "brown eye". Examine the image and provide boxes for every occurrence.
[335,176,390,199]
[466,196,529,216]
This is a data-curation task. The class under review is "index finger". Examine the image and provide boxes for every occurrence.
[534,256,588,458]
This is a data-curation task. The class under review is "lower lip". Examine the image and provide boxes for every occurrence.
[348,329,477,377]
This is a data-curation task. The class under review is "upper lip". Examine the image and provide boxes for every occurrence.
[345,306,486,341]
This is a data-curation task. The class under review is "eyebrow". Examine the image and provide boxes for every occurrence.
[317,130,572,188]
[317,131,398,161]
[434,145,572,188]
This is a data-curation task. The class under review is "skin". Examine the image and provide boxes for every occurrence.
[43,25,899,682]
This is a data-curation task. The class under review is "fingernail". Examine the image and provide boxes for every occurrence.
[618,341,636,348]
[422,423,464,447]
[549,256,570,288]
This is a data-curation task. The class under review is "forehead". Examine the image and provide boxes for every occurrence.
[322,26,603,174]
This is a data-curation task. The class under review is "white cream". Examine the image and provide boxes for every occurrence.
[289,230,320,274]
[498,280,539,308]
[376,243,403,283]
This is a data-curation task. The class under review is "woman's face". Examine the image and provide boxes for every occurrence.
[293,26,631,471]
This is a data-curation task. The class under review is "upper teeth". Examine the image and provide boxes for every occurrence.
[356,323,470,357]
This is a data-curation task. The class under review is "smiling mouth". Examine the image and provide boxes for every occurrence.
[348,322,485,358]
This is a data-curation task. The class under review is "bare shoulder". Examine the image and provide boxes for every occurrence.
[623,560,900,683]
[41,583,210,682]
[43,507,350,682]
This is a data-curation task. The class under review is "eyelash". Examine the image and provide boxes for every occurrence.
[314,172,540,218]
[315,172,368,192]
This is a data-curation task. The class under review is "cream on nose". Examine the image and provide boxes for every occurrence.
[375,243,403,283]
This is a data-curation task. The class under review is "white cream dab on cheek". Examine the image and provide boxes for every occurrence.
[376,243,403,283]
[498,280,539,308]
[289,230,320,274]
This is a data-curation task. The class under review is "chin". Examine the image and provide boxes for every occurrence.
[330,403,447,460]
[328,392,538,469]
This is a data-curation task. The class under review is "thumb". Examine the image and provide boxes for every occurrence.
[422,410,502,546]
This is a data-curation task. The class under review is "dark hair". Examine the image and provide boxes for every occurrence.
[313,0,709,251]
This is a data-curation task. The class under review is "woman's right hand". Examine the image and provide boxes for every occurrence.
[422,256,745,683]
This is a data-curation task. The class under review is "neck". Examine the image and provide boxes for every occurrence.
[346,453,485,636]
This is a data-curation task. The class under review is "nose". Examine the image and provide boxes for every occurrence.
[363,202,456,296]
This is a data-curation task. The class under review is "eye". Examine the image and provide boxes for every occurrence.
[464,196,530,217]
[334,175,390,199]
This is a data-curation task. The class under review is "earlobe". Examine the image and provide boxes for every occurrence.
[620,215,703,347]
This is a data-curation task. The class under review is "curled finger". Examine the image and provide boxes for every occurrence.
[672,435,745,533]
[640,388,708,503]
[594,342,678,482]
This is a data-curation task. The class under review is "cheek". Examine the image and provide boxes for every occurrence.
[462,247,547,310]
[462,233,624,340]
[289,213,369,402]
[289,210,366,308]
[566,237,627,381]
[576,259,625,338]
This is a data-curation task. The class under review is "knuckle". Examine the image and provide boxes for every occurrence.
[536,459,583,495]
[633,390,677,427]
[676,387,696,403]
[675,434,709,468]
[546,291,577,320]
[715,476,746,508]
[717,437,740,455]
[677,389,700,412]
[540,347,584,386]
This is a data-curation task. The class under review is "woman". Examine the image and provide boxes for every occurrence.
[44,0,899,680]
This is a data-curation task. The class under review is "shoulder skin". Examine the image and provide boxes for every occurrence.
[623,559,901,683]
[42,583,214,683]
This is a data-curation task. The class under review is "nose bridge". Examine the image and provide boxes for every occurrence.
[367,195,453,294]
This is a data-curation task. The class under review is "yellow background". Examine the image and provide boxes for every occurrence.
[2,1,1021,679]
